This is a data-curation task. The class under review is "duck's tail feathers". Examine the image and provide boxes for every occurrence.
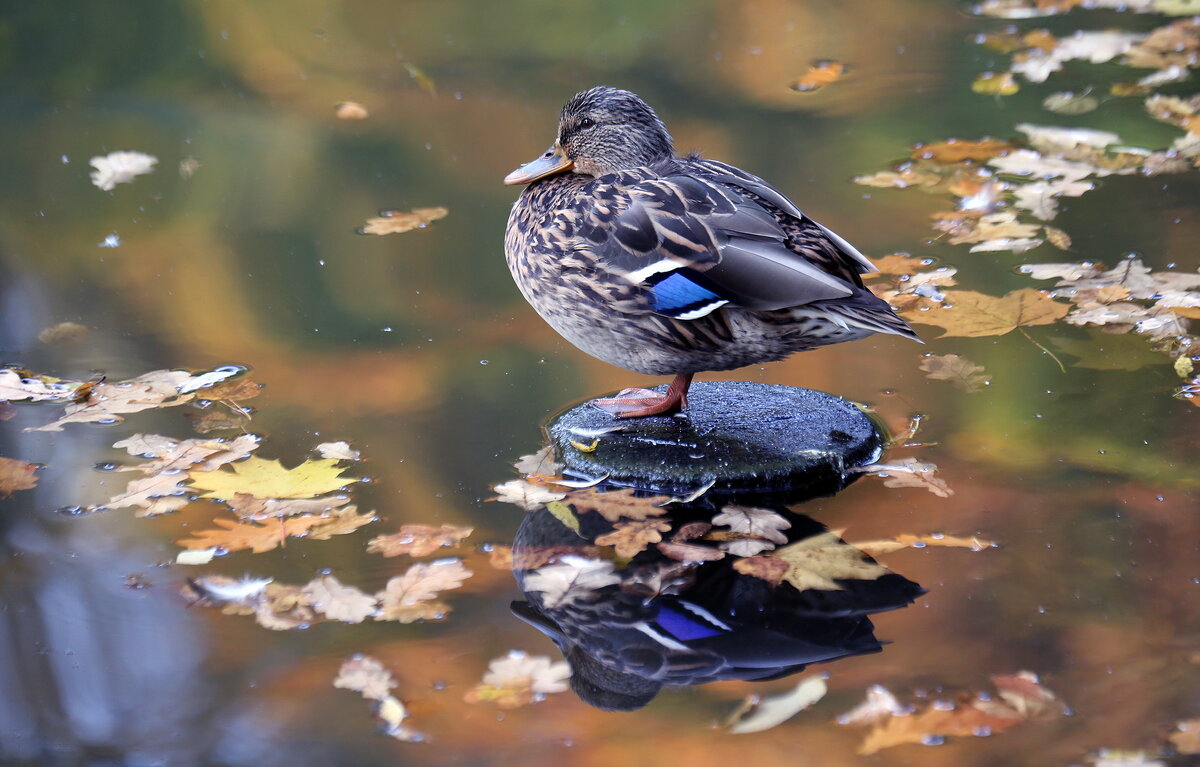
[806,293,923,343]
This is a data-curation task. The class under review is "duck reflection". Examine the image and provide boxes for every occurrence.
[508,474,924,711]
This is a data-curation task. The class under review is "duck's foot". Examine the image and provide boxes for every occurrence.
[591,373,694,419]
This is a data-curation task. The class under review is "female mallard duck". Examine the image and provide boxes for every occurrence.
[504,86,918,418]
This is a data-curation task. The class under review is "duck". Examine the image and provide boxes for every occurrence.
[504,86,918,418]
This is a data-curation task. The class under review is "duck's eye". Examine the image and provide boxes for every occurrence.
[579,117,596,129]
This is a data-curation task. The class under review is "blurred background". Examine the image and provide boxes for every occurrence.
[0,0,1197,765]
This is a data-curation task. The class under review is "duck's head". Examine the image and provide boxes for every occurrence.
[504,86,675,185]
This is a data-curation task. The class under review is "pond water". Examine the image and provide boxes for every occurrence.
[1,1,1198,765]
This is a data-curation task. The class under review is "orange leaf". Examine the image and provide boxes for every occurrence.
[907,289,1068,337]
[368,524,474,557]
[176,515,329,553]
[595,518,672,558]
[561,487,671,522]
[0,457,38,498]
[789,60,845,92]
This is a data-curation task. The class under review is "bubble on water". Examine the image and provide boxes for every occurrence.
[479,360,489,365]
[99,234,121,248]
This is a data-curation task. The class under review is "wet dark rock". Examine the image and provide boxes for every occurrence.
[548,381,882,501]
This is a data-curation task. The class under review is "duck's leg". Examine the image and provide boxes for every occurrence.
[591,373,694,418]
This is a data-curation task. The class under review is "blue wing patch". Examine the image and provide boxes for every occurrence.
[649,272,728,319]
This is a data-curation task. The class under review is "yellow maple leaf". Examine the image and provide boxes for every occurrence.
[769,532,888,591]
[187,456,358,500]
[907,289,1068,337]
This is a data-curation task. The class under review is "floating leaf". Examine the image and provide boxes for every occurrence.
[919,354,991,392]
[188,456,357,500]
[492,478,566,510]
[367,524,474,557]
[176,515,330,554]
[522,556,620,608]
[907,289,1068,338]
[334,101,369,120]
[972,71,1019,95]
[334,654,396,701]
[911,138,1013,162]
[361,207,448,235]
[305,506,378,539]
[1049,331,1166,371]
[302,575,377,623]
[865,457,954,498]
[376,559,472,622]
[228,492,351,520]
[114,433,261,473]
[559,486,670,522]
[513,445,563,476]
[726,675,828,734]
[595,518,672,558]
[464,650,571,709]
[1042,90,1099,114]
[768,532,888,592]
[0,457,38,498]
[315,441,361,461]
[90,150,157,191]
[853,533,998,555]
[837,685,905,726]
[30,370,200,431]
[790,60,846,92]
[732,555,789,587]
[545,500,582,535]
[1169,717,1200,754]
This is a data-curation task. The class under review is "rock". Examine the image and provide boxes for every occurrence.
[548,382,882,501]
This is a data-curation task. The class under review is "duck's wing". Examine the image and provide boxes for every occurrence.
[578,166,868,321]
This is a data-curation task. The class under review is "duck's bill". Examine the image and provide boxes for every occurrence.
[503,144,573,185]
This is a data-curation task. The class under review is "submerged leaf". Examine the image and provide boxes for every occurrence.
[919,354,992,392]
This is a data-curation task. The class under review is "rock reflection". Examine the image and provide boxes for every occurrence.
[508,468,924,711]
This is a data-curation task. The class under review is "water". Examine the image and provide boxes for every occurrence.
[1,1,1198,765]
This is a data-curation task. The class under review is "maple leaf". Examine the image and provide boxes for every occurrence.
[334,655,397,701]
[492,478,566,510]
[919,354,991,392]
[302,575,377,623]
[712,506,792,544]
[188,456,358,500]
[907,289,1067,338]
[376,559,472,622]
[0,457,39,498]
[864,457,954,498]
[30,370,199,431]
[561,486,671,522]
[768,532,889,592]
[305,506,378,539]
[522,556,620,608]
[789,59,845,92]
[464,650,571,708]
[113,433,261,473]
[360,207,448,235]
[852,533,997,555]
[367,524,474,557]
[595,518,672,558]
[176,515,329,553]
[89,150,157,190]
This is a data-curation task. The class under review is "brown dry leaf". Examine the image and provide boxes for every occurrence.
[227,492,351,520]
[302,575,377,623]
[522,556,621,608]
[188,456,358,500]
[90,472,190,516]
[854,671,1063,755]
[726,675,828,735]
[376,559,472,622]
[908,288,1068,338]
[972,71,1019,95]
[911,138,1013,163]
[853,533,997,555]
[854,169,944,189]
[304,506,378,540]
[1044,226,1072,250]
[176,515,329,553]
[334,654,396,701]
[837,685,905,726]
[367,524,474,557]
[732,556,789,587]
[30,370,200,431]
[790,59,845,93]
[937,211,1042,246]
[335,101,369,120]
[0,369,79,403]
[768,532,888,592]
[866,457,954,498]
[0,457,38,498]
[492,478,566,510]
[463,650,571,709]
[113,433,261,473]
[561,486,671,522]
[868,254,932,275]
[1169,717,1200,754]
[0,402,14,421]
[657,540,727,563]
[197,377,262,403]
[38,322,90,345]
[712,505,792,544]
[185,408,247,434]
[595,518,672,558]
[513,445,563,476]
[250,582,318,631]
[919,354,991,392]
[361,207,448,235]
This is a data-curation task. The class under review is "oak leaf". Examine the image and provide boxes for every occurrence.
[176,515,329,553]
[522,556,620,608]
[919,354,991,392]
[712,506,791,544]
[90,150,157,190]
[595,518,672,558]
[837,685,905,726]
[30,370,199,431]
[188,456,358,499]
[0,370,79,403]
[1169,717,1200,755]
[560,486,671,522]
[769,532,888,592]
[305,506,378,539]
[113,433,260,473]
[376,559,472,622]
[367,524,474,557]
[91,472,190,516]
[907,289,1067,337]
[334,654,396,701]
[464,650,571,708]
[492,478,565,510]
[865,457,954,497]
[513,445,564,476]
[302,575,377,623]
[0,457,38,498]
[315,441,360,461]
